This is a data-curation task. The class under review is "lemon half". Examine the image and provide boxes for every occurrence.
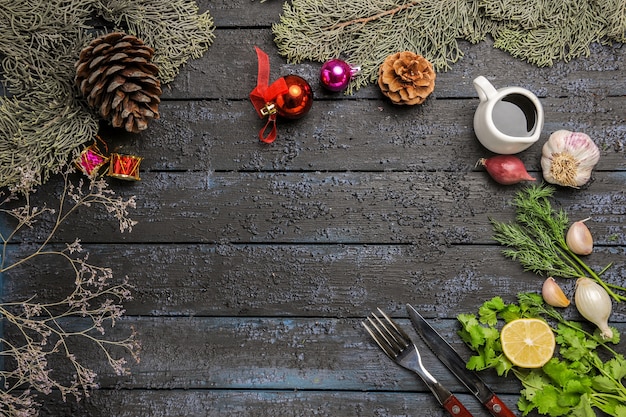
[501,318,556,368]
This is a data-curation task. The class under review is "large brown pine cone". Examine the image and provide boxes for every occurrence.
[75,32,162,133]
[378,51,436,105]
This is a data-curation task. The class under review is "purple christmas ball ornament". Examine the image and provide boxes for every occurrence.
[319,59,359,92]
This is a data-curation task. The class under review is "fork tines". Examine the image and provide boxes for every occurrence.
[362,308,411,359]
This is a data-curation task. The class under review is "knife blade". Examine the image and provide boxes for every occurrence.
[406,303,517,417]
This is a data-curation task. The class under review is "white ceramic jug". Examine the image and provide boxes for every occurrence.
[473,76,544,154]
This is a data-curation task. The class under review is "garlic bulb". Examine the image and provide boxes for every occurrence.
[566,218,593,255]
[574,277,613,339]
[541,130,600,188]
[542,277,570,307]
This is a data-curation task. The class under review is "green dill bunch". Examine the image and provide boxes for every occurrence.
[490,184,626,302]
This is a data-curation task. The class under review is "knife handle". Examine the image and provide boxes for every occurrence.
[443,394,474,417]
[485,394,517,417]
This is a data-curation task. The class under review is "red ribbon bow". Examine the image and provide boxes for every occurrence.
[249,47,288,143]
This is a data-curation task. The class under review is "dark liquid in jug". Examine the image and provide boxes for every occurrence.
[491,94,537,137]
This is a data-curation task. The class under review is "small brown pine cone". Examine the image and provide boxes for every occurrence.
[75,32,162,133]
[378,51,436,105]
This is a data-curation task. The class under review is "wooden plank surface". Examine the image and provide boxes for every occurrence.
[10,171,626,245]
[6,244,626,319]
[105,98,626,172]
[2,1,625,416]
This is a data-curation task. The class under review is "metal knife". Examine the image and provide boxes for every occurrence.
[406,303,517,417]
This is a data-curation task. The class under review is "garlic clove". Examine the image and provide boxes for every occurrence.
[574,277,613,340]
[566,217,593,255]
[542,277,570,307]
[541,130,600,188]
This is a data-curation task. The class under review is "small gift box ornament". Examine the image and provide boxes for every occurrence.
[249,47,313,144]
[76,137,109,177]
[108,153,143,181]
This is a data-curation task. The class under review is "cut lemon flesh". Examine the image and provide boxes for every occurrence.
[501,318,555,368]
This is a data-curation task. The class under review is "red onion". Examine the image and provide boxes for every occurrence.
[478,155,536,185]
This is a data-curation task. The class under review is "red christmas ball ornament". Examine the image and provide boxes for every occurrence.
[250,47,314,143]
[274,75,313,119]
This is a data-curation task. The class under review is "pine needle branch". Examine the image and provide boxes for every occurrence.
[0,0,215,188]
[273,0,491,93]
[323,1,420,30]
[272,0,626,92]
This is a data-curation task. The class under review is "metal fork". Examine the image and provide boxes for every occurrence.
[363,308,474,417]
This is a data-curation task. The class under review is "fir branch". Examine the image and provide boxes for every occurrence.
[272,0,626,92]
[323,1,420,30]
[273,0,491,93]
[604,0,626,42]
[93,0,215,84]
[490,0,607,67]
[0,0,215,188]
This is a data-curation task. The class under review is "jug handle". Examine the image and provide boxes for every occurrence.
[473,76,498,102]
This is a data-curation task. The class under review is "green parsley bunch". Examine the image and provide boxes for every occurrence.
[458,294,625,416]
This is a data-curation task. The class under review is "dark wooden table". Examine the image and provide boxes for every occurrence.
[5,1,626,416]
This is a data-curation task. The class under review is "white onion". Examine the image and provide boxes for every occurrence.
[574,277,613,339]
